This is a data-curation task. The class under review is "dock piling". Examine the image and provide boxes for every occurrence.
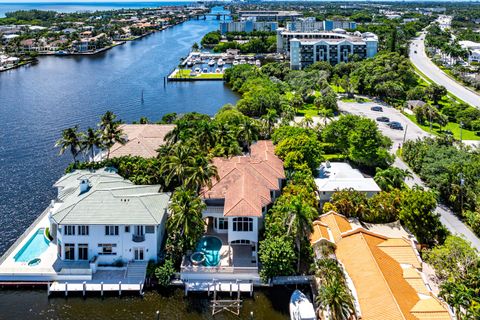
[119,281,122,296]
[101,281,104,297]
[65,282,68,297]
[83,281,86,297]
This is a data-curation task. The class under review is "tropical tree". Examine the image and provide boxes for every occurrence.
[237,117,259,152]
[83,127,103,162]
[317,278,355,320]
[55,126,84,162]
[98,111,126,159]
[374,167,412,191]
[284,195,317,273]
[165,187,206,261]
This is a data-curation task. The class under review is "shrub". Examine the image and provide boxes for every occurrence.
[155,259,175,287]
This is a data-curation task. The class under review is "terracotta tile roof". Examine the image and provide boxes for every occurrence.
[378,238,422,270]
[319,211,352,242]
[201,140,285,217]
[310,221,332,244]
[109,124,175,158]
[314,212,451,320]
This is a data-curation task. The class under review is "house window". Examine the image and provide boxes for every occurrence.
[231,240,251,244]
[78,225,89,236]
[98,243,117,255]
[216,218,228,230]
[64,225,75,236]
[232,217,253,232]
[105,225,119,236]
[145,226,155,234]
[65,243,75,260]
[125,226,130,233]
[78,244,88,260]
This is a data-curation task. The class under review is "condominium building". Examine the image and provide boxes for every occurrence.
[220,20,278,34]
[238,10,302,22]
[277,28,378,69]
[286,18,357,32]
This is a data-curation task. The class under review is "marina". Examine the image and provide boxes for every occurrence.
[168,49,262,81]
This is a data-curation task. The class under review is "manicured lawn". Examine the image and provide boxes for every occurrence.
[173,69,223,79]
[404,113,480,140]
[324,154,346,161]
[297,109,319,116]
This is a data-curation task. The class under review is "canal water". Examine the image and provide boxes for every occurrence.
[0,8,293,320]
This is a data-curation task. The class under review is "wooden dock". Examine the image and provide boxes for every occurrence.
[184,280,253,297]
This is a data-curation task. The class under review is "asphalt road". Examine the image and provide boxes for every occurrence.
[409,33,480,108]
[339,100,480,250]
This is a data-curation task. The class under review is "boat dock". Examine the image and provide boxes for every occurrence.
[184,279,254,297]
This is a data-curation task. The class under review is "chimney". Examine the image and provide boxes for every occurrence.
[79,179,91,195]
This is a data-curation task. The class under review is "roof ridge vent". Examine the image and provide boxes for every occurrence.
[79,179,91,195]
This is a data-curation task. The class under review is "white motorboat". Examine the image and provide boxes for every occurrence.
[215,68,221,73]
[194,67,201,73]
[203,67,208,73]
[290,290,316,320]
[239,59,247,64]
[255,59,261,67]
[208,59,215,66]
[187,60,194,67]
[233,60,239,66]
[217,58,224,66]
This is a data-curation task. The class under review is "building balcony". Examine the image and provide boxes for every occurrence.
[132,234,145,243]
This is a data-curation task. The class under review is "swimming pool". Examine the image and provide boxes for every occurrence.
[195,236,222,267]
[14,229,50,263]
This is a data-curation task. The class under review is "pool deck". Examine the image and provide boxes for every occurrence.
[0,203,147,295]
[0,204,59,281]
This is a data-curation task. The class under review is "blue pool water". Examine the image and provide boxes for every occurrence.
[196,236,222,266]
[14,229,50,263]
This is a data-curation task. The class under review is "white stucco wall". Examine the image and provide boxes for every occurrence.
[56,224,162,264]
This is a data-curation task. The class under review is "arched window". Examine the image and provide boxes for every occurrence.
[232,217,253,232]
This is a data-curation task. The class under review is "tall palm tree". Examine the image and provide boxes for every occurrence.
[162,143,197,187]
[214,124,241,157]
[186,154,219,193]
[98,111,126,159]
[237,118,259,152]
[168,187,206,251]
[55,126,84,162]
[285,195,317,273]
[83,127,103,162]
[317,278,355,320]
[261,108,278,138]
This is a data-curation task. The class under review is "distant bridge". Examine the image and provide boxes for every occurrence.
[194,12,232,20]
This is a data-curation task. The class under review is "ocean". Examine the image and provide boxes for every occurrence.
[0,1,197,17]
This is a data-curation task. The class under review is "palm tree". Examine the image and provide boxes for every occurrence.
[98,111,126,159]
[55,126,84,162]
[285,195,317,273]
[261,108,278,138]
[237,118,259,153]
[186,154,219,193]
[317,278,355,320]
[83,127,103,162]
[161,143,197,187]
[214,124,242,157]
[168,187,206,251]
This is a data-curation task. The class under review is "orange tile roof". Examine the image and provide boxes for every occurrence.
[201,140,285,217]
[109,124,175,158]
[328,225,451,320]
[319,211,352,243]
[310,221,332,244]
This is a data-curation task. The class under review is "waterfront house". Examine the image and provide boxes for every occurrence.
[181,141,285,284]
[315,162,381,204]
[310,211,452,320]
[49,168,170,265]
[102,124,175,159]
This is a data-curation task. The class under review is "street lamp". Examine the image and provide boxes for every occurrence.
[459,172,464,216]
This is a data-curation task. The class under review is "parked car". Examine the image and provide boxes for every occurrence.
[371,106,383,112]
[388,121,403,130]
[376,116,390,122]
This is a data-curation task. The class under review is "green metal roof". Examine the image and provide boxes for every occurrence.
[51,168,170,225]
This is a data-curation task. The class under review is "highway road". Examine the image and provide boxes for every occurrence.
[409,33,480,108]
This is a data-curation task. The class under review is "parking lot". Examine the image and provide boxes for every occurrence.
[338,100,431,152]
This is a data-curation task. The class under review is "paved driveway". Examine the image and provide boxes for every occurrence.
[339,100,480,250]
[409,33,480,108]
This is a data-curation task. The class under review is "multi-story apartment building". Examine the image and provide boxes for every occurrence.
[287,18,357,32]
[220,19,278,34]
[238,10,302,22]
[277,28,378,69]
